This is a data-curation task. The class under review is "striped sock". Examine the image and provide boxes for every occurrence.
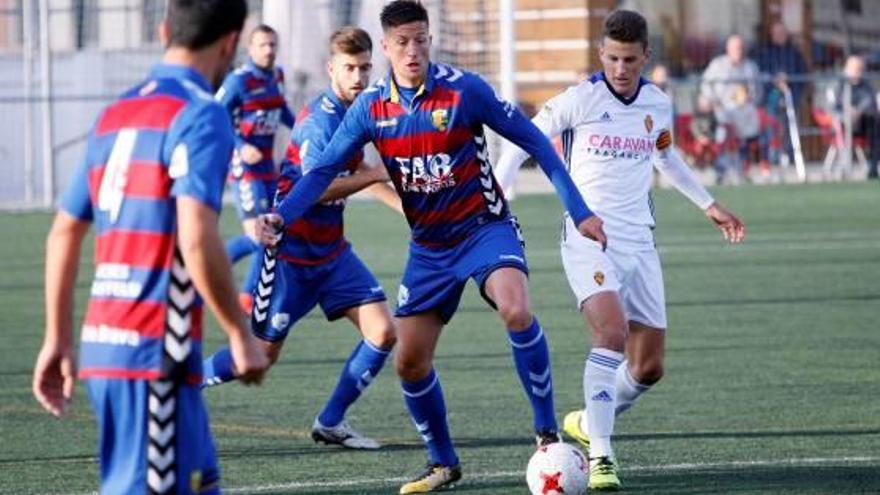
[401,369,459,466]
[508,317,557,433]
[584,348,623,459]
[318,340,391,427]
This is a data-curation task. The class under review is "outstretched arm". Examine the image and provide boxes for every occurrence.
[653,138,745,243]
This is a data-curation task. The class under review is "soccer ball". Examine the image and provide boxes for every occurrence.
[526,442,588,495]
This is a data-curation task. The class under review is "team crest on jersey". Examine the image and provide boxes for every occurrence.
[431,109,449,131]
[644,114,654,133]
[593,271,605,286]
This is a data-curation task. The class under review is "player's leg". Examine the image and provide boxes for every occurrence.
[312,251,396,448]
[558,223,626,490]
[397,311,461,494]
[615,247,668,416]
[202,259,312,387]
[482,266,559,444]
[616,322,664,416]
[396,244,466,493]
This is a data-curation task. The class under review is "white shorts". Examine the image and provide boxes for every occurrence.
[560,220,667,329]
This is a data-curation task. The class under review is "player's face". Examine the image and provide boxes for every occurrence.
[599,38,649,99]
[381,21,431,87]
[249,31,277,69]
[329,51,373,104]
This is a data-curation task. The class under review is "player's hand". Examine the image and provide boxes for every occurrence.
[33,342,77,417]
[577,215,607,250]
[705,202,745,243]
[239,144,263,165]
[256,213,284,247]
[229,333,269,386]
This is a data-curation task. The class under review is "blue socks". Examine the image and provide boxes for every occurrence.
[508,317,558,433]
[401,369,459,466]
[201,346,236,387]
[226,235,259,264]
[318,340,391,427]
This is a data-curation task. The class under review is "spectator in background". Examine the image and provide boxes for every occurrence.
[751,21,808,165]
[701,35,767,178]
[835,55,880,179]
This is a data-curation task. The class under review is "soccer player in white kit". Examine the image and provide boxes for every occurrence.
[496,9,745,491]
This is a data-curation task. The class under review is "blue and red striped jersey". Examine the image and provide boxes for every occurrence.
[276,89,364,265]
[216,59,295,180]
[276,63,593,247]
[59,64,235,383]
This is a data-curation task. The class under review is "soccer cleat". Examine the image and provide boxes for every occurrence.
[535,429,562,448]
[589,456,621,491]
[562,409,590,449]
[311,418,381,450]
[399,463,462,494]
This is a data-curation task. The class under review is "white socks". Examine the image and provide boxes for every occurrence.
[583,348,623,459]
[615,360,652,416]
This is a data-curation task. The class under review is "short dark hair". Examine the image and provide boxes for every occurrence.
[603,10,648,48]
[330,27,372,55]
[380,0,429,31]
[166,0,248,50]
[250,24,277,42]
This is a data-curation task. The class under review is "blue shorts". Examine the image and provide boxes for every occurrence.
[85,378,219,495]
[230,163,276,221]
[396,218,528,323]
[256,246,387,342]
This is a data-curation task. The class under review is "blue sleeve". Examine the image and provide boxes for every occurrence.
[216,74,245,148]
[469,76,593,224]
[59,154,93,221]
[168,102,234,213]
[281,103,296,129]
[275,97,372,225]
[296,118,331,175]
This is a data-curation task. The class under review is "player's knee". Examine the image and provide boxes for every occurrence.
[364,323,396,350]
[394,353,431,382]
[496,300,532,330]
[630,360,664,385]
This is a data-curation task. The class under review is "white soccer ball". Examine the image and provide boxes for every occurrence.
[526,442,589,495]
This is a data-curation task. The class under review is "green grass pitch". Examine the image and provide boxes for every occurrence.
[0,182,878,494]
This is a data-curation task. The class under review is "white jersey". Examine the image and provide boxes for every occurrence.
[532,73,673,246]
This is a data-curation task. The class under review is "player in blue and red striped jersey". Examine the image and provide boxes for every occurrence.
[216,24,295,312]
[259,2,606,492]
[202,26,402,450]
[32,2,269,493]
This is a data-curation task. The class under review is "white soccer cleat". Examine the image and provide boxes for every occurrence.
[311,418,381,450]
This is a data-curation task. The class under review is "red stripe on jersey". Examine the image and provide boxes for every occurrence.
[414,191,486,228]
[285,142,302,164]
[125,162,172,199]
[369,100,407,120]
[190,307,204,340]
[96,95,186,136]
[296,106,312,123]
[421,86,462,111]
[240,120,255,136]
[84,299,167,337]
[374,127,472,158]
[95,231,175,269]
[286,219,344,245]
[244,77,263,90]
[240,170,277,182]
[243,95,286,111]
[79,368,162,380]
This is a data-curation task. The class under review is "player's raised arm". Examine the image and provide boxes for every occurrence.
[652,130,745,243]
[473,76,605,245]
[273,96,374,227]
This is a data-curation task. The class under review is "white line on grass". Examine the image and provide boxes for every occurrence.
[222,455,880,493]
